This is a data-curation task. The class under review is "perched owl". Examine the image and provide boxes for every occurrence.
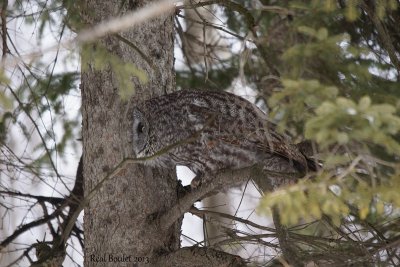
[132,90,315,184]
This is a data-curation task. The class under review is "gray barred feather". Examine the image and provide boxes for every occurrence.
[132,90,313,179]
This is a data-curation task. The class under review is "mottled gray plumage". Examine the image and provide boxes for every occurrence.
[132,90,314,181]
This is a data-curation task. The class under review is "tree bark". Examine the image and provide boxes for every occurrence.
[81,1,178,266]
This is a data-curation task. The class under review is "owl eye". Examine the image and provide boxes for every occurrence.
[137,122,145,134]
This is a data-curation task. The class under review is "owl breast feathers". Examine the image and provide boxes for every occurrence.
[132,90,315,176]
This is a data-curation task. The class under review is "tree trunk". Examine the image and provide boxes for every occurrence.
[80,1,178,266]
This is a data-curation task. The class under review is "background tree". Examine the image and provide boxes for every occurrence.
[1,0,400,266]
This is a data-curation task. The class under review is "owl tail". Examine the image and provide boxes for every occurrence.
[296,140,319,172]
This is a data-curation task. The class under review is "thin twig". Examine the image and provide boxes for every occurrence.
[7,85,67,191]
[159,165,301,231]
[190,206,276,232]
[177,13,249,41]
[177,0,280,76]
[361,1,400,74]
[272,207,302,266]
[0,190,64,204]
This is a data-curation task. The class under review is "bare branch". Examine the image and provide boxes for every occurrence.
[0,208,64,249]
[0,190,65,204]
[0,0,8,62]
[189,206,276,232]
[272,207,302,267]
[176,0,281,76]
[361,1,400,74]
[158,165,301,231]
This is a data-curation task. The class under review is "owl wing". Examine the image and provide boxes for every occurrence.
[218,135,309,172]
[186,103,309,172]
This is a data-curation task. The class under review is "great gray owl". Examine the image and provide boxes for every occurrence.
[132,90,315,183]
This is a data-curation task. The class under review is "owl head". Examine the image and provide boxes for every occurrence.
[132,108,150,158]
